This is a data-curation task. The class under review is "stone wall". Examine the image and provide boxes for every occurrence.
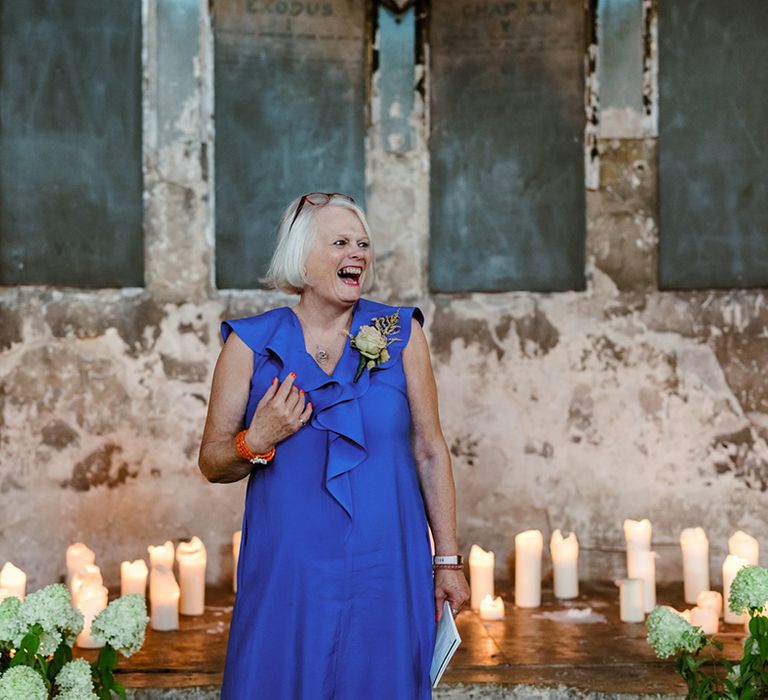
[1,1,766,591]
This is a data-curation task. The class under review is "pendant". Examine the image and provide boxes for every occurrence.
[314,349,329,364]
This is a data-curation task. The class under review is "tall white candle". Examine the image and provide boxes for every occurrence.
[0,562,26,601]
[469,545,495,611]
[150,565,180,631]
[515,530,543,608]
[680,528,710,604]
[71,565,103,599]
[148,541,175,570]
[479,594,505,620]
[729,531,759,566]
[121,560,149,597]
[232,531,242,594]
[624,519,652,577]
[696,590,723,619]
[628,550,656,613]
[75,579,108,649]
[616,579,644,622]
[690,606,718,635]
[550,530,579,599]
[723,554,750,624]
[176,536,207,616]
[66,543,95,588]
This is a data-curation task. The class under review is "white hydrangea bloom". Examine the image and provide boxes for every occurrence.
[90,593,149,657]
[13,584,83,653]
[0,597,23,646]
[55,690,99,700]
[54,658,95,696]
[646,605,705,659]
[0,665,48,700]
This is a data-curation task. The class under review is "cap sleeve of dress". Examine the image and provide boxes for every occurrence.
[220,310,283,357]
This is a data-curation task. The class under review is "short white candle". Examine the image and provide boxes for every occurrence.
[0,589,14,602]
[479,594,505,620]
[71,564,103,599]
[628,549,656,613]
[550,530,579,600]
[515,530,543,608]
[232,531,242,594]
[66,543,95,588]
[729,531,759,566]
[469,545,495,611]
[680,528,709,604]
[75,579,108,649]
[150,564,180,631]
[696,590,723,619]
[176,537,207,616]
[616,578,644,622]
[624,519,652,577]
[690,605,718,635]
[0,562,26,601]
[723,554,750,624]
[672,607,692,623]
[148,541,175,570]
[121,560,149,597]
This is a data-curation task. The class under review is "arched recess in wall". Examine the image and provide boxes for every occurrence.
[428,0,588,293]
[0,0,144,288]
[213,0,370,290]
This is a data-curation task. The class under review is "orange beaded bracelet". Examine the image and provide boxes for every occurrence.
[235,430,275,465]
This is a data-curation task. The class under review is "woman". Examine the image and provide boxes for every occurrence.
[199,192,469,699]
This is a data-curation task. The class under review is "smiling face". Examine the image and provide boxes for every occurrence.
[302,205,372,307]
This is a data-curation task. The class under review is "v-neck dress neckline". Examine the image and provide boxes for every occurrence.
[286,300,359,379]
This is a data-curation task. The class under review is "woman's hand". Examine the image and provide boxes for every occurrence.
[245,373,313,454]
[434,569,470,621]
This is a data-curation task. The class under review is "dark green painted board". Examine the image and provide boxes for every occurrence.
[429,0,586,293]
[0,0,143,287]
[214,0,367,290]
[659,1,768,290]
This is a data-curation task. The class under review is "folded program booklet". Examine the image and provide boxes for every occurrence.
[430,600,462,688]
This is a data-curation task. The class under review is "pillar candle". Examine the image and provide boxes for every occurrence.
[176,536,207,616]
[469,545,495,611]
[672,607,692,623]
[232,531,242,594]
[148,541,175,570]
[696,590,723,619]
[121,560,149,597]
[71,565,103,599]
[66,543,95,588]
[150,565,180,631]
[616,578,644,622]
[723,554,750,624]
[729,531,759,566]
[690,605,718,635]
[515,530,543,608]
[624,519,652,577]
[550,530,579,600]
[627,549,656,613]
[479,594,505,620]
[0,562,26,601]
[680,527,709,604]
[75,579,108,649]
[0,589,14,602]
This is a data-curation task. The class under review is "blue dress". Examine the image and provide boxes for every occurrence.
[220,298,436,700]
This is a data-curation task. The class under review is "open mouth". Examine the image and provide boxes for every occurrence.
[337,265,363,286]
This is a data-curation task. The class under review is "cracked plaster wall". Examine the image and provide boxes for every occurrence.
[1,2,766,593]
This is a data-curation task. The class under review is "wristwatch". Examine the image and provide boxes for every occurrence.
[433,555,463,565]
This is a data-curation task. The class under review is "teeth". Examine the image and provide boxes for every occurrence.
[339,266,362,275]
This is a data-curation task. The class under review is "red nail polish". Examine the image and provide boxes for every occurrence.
[300,389,305,395]
[290,372,296,377]
[308,402,312,408]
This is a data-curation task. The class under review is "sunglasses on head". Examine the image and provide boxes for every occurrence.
[289,192,355,231]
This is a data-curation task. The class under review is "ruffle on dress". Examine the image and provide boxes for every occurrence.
[221,298,423,520]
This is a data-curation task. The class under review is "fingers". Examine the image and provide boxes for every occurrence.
[256,376,279,407]
[298,400,313,428]
[274,372,297,401]
[435,590,447,622]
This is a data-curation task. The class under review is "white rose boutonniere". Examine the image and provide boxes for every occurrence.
[348,310,401,382]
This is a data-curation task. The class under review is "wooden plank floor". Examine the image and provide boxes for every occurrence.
[74,581,747,696]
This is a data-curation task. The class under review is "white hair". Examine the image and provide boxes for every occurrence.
[263,194,376,295]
